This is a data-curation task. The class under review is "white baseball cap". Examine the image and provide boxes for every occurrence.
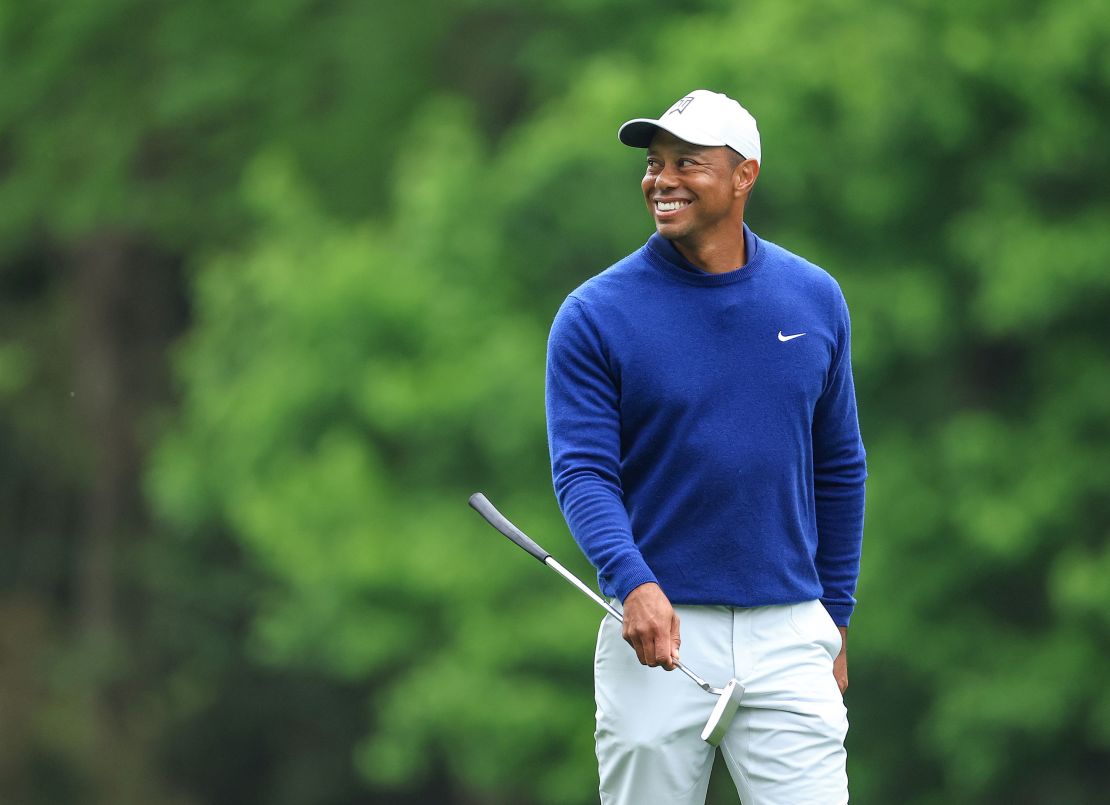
[618,89,761,164]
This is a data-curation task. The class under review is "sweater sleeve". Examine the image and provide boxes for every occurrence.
[812,291,867,627]
[546,296,658,601]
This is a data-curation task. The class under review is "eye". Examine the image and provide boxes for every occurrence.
[677,158,697,168]
[646,157,661,171]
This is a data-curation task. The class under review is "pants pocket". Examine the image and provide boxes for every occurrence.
[789,600,842,659]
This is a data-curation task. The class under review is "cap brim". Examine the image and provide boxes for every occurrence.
[617,118,727,149]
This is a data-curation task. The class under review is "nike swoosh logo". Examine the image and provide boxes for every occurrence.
[778,331,806,342]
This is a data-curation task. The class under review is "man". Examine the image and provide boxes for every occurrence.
[545,90,866,804]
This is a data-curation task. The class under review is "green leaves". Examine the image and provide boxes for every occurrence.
[139,0,1110,802]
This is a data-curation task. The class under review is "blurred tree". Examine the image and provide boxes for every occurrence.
[151,122,585,800]
[153,1,1110,803]
[1,0,733,802]
[1,0,451,798]
[3,0,1109,803]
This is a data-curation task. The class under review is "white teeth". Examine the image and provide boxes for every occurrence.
[656,200,689,212]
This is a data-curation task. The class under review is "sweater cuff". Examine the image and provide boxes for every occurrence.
[612,557,659,604]
[822,600,854,628]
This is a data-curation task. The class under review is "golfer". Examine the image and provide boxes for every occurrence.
[545,90,866,804]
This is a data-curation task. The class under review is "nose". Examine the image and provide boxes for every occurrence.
[653,164,679,192]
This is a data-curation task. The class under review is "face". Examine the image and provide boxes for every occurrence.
[641,131,756,245]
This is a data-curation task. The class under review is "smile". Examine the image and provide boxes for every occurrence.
[655,200,690,212]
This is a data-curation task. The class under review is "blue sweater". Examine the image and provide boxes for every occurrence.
[546,226,866,626]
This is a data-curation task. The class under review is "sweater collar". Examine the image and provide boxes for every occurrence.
[644,224,762,285]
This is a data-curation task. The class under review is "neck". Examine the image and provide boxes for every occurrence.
[671,221,747,274]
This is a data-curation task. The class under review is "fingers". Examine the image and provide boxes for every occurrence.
[621,583,681,670]
[665,612,682,671]
[656,640,677,671]
[629,630,656,667]
[622,610,655,665]
[833,651,848,694]
[650,611,680,671]
[626,627,674,668]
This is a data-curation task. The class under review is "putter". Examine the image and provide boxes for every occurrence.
[468,492,744,746]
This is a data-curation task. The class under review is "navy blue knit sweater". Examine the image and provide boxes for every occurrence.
[546,226,866,626]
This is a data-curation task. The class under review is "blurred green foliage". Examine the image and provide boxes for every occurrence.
[2,0,1109,803]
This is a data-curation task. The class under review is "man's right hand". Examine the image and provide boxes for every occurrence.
[621,582,681,670]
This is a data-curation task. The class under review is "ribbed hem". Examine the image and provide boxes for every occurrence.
[610,559,659,604]
[822,601,854,628]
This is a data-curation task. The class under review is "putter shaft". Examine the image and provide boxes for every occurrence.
[467,492,730,695]
[468,492,744,746]
[544,558,723,694]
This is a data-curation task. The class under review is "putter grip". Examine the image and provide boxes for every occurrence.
[468,493,551,563]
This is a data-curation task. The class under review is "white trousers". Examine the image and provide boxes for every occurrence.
[595,600,848,805]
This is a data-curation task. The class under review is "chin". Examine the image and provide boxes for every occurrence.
[655,221,687,240]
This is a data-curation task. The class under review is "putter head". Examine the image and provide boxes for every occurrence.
[700,678,744,746]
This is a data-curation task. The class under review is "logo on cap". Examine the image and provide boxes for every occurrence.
[666,96,695,116]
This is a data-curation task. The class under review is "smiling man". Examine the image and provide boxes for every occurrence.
[545,90,867,804]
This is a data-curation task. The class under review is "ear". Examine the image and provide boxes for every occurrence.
[733,159,759,197]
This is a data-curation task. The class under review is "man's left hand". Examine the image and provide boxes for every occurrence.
[833,626,848,694]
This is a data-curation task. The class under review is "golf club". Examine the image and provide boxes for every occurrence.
[468,492,744,746]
